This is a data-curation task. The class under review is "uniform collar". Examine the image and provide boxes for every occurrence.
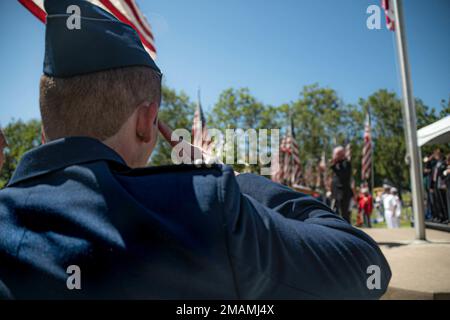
[8,136,129,187]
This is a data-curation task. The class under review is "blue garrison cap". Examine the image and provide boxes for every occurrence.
[43,0,161,77]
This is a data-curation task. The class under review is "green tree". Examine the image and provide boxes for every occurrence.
[209,88,281,173]
[358,90,441,192]
[290,84,358,159]
[286,84,361,187]
[0,119,42,187]
[209,88,281,129]
[439,97,450,117]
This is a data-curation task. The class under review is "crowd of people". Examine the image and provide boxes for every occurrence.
[328,146,405,229]
[373,185,402,229]
[327,145,449,229]
[423,148,450,224]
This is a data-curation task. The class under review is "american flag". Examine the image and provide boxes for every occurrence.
[192,90,211,153]
[362,113,372,181]
[281,135,292,184]
[381,0,395,31]
[289,120,302,185]
[273,120,301,186]
[18,0,157,59]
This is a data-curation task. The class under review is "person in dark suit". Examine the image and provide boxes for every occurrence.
[444,154,450,223]
[0,0,390,299]
[430,148,448,223]
[423,155,436,220]
[330,146,354,223]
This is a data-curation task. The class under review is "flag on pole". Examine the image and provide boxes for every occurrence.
[381,0,395,31]
[289,120,302,185]
[18,0,157,58]
[362,113,372,181]
[281,134,292,184]
[192,90,211,152]
[272,120,302,186]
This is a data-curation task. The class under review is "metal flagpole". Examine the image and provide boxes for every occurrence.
[369,108,375,195]
[392,0,426,240]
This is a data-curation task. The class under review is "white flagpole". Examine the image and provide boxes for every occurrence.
[392,0,426,240]
[369,108,374,195]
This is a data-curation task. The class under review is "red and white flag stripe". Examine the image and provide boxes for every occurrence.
[281,135,292,184]
[381,0,395,31]
[272,123,302,186]
[290,131,302,185]
[192,98,211,153]
[18,0,157,59]
[362,113,372,181]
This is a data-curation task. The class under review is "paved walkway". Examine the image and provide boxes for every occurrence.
[362,228,450,300]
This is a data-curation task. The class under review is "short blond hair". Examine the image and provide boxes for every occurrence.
[40,66,161,141]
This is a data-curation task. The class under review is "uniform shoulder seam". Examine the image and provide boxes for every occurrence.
[114,164,224,177]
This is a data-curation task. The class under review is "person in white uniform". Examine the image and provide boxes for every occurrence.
[383,186,398,229]
[391,188,402,228]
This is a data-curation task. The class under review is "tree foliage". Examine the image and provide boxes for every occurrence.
[208,88,281,173]
[0,119,42,187]
[209,88,281,130]
[359,90,446,192]
[289,84,360,166]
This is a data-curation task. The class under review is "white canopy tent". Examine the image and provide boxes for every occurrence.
[417,115,450,147]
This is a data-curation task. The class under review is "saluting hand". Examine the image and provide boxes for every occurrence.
[158,120,239,176]
[158,120,218,164]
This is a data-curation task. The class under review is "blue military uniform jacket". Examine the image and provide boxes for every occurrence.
[0,137,390,299]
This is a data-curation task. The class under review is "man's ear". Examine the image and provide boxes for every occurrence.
[135,101,159,143]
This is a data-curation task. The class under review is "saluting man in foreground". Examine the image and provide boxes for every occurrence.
[0,0,390,299]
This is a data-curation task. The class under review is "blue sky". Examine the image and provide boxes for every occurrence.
[0,0,449,125]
